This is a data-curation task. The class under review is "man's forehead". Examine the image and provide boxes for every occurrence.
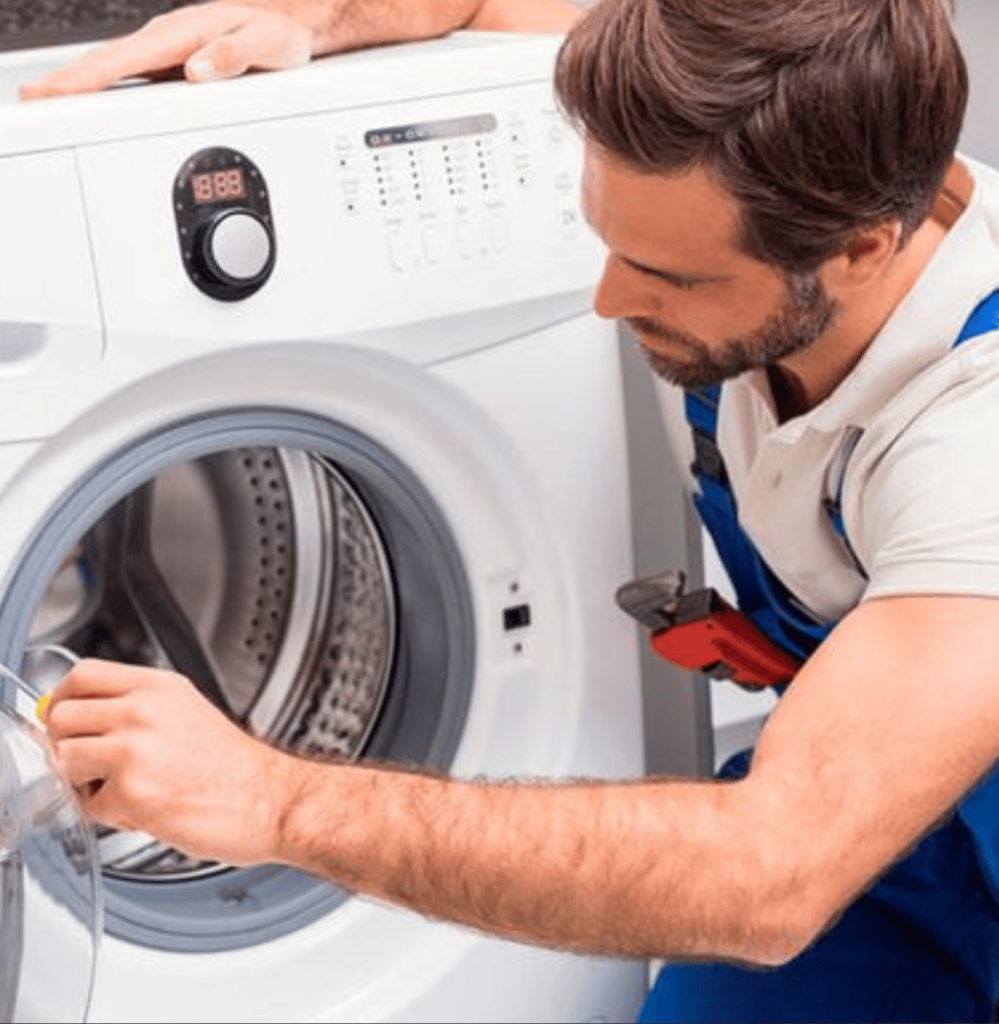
[580,145,745,261]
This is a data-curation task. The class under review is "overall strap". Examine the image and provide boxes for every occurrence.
[685,386,833,660]
[954,288,999,346]
[822,285,999,550]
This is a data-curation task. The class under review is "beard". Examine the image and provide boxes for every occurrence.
[631,271,840,389]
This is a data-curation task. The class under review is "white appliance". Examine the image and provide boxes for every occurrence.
[0,31,647,1024]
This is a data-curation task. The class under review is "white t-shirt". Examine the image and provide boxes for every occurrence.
[655,155,999,624]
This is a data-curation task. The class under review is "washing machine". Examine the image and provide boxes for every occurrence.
[0,29,648,1024]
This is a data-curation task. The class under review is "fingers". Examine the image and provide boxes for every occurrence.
[37,656,300,866]
[48,656,167,704]
[36,657,131,734]
[42,660,180,790]
[19,4,314,100]
[49,730,146,834]
[187,9,313,81]
[40,660,240,850]
[43,659,204,768]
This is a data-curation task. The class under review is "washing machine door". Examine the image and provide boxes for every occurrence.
[0,664,101,1024]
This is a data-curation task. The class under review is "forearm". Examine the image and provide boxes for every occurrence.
[235,0,581,55]
[275,758,807,964]
[53,663,802,962]
[467,0,582,34]
[20,0,583,98]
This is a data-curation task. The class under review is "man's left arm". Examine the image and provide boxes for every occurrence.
[738,592,999,940]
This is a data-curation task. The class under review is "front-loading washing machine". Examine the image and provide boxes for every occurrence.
[0,31,647,1023]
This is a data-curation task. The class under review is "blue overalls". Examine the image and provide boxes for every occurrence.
[638,290,999,1023]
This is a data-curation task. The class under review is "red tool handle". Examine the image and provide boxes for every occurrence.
[650,607,800,688]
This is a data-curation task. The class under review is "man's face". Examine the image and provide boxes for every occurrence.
[580,145,839,389]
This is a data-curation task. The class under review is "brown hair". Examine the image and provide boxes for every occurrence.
[554,0,968,271]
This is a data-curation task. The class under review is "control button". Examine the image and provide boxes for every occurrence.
[556,197,583,239]
[203,210,274,284]
[342,179,362,216]
[387,227,410,271]
[422,223,445,264]
[174,146,276,301]
[490,213,510,253]
[457,216,484,259]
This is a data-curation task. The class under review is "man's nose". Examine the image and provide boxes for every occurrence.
[593,255,650,321]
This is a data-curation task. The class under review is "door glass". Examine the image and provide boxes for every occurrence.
[0,663,101,1023]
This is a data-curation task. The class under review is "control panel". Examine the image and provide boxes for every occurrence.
[74,51,602,335]
[333,104,584,276]
[173,147,276,301]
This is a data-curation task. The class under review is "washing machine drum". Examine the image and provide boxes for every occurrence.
[0,668,101,1024]
[0,419,474,962]
[40,448,396,880]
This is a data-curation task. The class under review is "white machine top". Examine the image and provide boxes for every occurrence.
[0,32,568,153]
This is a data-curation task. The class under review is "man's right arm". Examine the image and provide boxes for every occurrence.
[20,0,582,99]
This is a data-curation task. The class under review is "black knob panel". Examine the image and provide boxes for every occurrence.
[174,147,276,301]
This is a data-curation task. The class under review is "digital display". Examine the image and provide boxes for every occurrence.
[365,113,498,149]
[191,167,247,204]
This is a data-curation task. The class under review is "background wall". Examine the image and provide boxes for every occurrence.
[955,0,999,167]
[0,0,184,49]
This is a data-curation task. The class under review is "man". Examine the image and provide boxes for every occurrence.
[32,1,999,1021]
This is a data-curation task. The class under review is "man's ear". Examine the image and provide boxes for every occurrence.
[820,222,903,296]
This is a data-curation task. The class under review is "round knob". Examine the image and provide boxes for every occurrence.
[195,208,275,298]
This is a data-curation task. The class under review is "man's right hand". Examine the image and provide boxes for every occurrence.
[17,0,581,101]
[20,2,318,99]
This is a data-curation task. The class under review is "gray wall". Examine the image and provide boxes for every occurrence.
[955,0,999,167]
[620,332,716,777]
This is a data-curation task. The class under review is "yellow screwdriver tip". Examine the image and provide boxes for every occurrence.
[35,692,52,723]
